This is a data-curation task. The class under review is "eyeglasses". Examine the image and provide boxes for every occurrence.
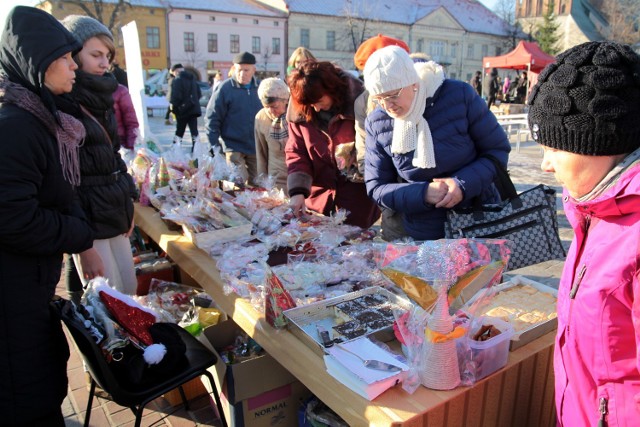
[372,87,404,106]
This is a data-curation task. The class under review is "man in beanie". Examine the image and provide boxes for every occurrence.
[353,34,410,241]
[362,45,509,241]
[205,51,262,186]
[254,77,289,192]
[528,41,640,426]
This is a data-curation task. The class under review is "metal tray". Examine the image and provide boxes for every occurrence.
[283,286,414,357]
[468,275,558,351]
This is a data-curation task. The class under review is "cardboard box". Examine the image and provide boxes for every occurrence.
[217,381,311,427]
[163,377,208,406]
[201,319,311,426]
[182,221,252,249]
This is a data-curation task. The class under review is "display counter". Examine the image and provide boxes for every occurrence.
[135,204,556,426]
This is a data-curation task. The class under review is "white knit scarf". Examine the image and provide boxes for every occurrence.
[391,61,445,169]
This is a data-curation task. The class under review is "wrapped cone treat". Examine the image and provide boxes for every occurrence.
[420,285,462,390]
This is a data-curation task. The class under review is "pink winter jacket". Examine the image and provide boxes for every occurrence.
[112,84,139,149]
[555,162,640,426]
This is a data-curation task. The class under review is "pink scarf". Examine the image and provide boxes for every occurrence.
[0,77,84,186]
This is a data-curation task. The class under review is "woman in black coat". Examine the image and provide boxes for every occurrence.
[0,6,95,425]
[60,16,138,296]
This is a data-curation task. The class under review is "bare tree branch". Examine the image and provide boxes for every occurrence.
[602,0,640,45]
[51,0,131,33]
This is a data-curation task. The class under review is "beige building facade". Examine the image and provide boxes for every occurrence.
[257,0,513,82]
[38,0,169,74]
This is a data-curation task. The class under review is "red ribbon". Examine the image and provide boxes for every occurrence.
[289,242,317,256]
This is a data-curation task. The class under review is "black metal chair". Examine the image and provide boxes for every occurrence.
[51,296,227,427]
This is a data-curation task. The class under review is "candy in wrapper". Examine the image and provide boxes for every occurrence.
[262,262,296,329]
[157,157,170,188]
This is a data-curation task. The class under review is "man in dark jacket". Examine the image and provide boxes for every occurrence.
[0,6,95,425]
[170,63,202,151]
[469,70,482,96]
[486,68,500,109]
[205,52,262,186]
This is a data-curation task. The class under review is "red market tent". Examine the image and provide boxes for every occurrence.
[483,41,555,73]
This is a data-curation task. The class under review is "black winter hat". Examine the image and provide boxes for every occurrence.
[233,51,256,65]
[170,63,183,71]
[528,41,640,156]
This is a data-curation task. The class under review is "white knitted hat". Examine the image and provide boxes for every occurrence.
[257,77,289,102]
[363,45,419,95]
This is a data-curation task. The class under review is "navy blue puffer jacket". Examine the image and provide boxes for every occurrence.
[364,79,510,240]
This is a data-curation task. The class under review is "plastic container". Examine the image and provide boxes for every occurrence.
[466,317,514,380]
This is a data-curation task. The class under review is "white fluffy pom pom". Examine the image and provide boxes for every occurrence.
[143,343,167,365]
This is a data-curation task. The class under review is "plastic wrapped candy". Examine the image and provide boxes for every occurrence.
[262,262,296,329]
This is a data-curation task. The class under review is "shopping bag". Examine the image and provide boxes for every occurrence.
[444,155,565,270]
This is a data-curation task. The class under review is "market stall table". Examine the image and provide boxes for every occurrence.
[134,203,556,426]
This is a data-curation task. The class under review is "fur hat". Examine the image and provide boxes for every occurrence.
[61,15,112,45]
[354,34,410,71]
[258,77,289,102]
[528,41,640,156]
[363,45,419,96]
[233,51,256,65]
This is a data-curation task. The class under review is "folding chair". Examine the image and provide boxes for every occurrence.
[50,296,227,427]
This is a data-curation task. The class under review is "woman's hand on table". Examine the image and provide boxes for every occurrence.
[79,248,105,280]
[432,177,464,209]
[289,194,307,218]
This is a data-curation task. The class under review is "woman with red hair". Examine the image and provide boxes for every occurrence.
[286,61,380,228]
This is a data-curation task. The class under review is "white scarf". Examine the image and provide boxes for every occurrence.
[391,61,445,169]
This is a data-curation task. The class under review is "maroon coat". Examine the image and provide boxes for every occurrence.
[285,74,380,229]
[113,84,139,149]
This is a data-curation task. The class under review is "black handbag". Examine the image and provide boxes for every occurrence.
[444,155,566,270]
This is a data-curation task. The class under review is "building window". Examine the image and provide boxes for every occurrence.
[429,40,445,58]
[301,28,310,49]
[210,16,215,21]
[274,21,279,26]
[416,38,424,53]
[466,72,473,82]
[230,34,240,53]
[451,43,457,58]
[208,33,218,53]
[252,36,261,54]
[146,26,160,49]
[481,44,489,57]
[185,14,191,20]
[232,17,238,23]
[496,47,502,56]
[450,72,457,80]
[253,19,259,25]
[467,43,474,59]
[272,37,281,55]
[326,31,335,51]
[184,32,194,52]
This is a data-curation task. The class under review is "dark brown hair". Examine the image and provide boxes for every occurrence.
[287,61,348,122]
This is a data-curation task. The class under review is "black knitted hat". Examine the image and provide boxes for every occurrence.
[528,41,640,156]
[233,51,256,65]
